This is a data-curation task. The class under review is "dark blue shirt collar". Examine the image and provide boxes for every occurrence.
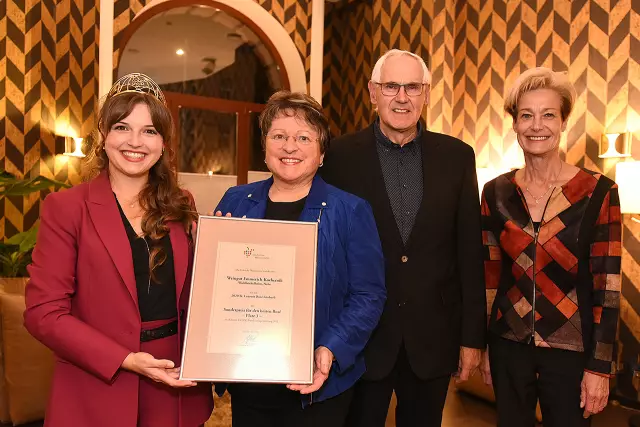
[373,118,423,150]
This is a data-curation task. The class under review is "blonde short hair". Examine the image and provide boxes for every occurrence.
[504,67,576,121]
[371,49,431,85]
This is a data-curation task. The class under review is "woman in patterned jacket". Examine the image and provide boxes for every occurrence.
[480,67,621,427]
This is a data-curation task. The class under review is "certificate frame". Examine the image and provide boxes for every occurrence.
[179,216,317,384]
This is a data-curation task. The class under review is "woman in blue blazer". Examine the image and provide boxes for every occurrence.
[215,91,386,426]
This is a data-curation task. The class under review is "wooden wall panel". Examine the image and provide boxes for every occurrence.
[0,0,94,240]
[321,0,640,387]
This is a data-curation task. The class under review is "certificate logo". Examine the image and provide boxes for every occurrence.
[242,245,269,260]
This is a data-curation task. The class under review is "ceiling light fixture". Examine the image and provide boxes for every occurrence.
[176,48,185,56]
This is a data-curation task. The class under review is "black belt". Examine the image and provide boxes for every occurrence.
[140,320,178,342]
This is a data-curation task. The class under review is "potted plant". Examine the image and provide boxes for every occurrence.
[0,171,71,293]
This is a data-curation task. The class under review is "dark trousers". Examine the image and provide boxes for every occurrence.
[346,344,451,427]
[230,385,353,427]
[489,334,591,427]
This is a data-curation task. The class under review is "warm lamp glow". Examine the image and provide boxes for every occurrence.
[64,137,85,158]
[615,161,640,214]
[476,167,509,200]
[55,121,78,138]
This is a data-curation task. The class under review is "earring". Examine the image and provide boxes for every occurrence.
[319,162,324,167]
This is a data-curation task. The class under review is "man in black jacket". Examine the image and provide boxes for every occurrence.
[320,49,486,426]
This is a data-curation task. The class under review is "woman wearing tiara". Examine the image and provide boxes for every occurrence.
[24,73,214,427]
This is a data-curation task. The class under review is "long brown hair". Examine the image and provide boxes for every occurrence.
[84,92,197,278]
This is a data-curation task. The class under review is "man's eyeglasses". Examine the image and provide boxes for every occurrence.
[266,133,317,145]
[374,82,426,96]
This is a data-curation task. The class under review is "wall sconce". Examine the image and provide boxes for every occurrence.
[615,160,640,223]
[599,132,631,158]
[63,137,85,158]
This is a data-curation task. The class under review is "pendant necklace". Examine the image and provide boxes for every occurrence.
[525,162,563,205]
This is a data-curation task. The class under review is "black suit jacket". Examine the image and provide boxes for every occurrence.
[320,124,486,381]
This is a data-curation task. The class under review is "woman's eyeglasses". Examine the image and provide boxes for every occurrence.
[266,134,318,145]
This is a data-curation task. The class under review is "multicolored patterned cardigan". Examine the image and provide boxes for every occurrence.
[481,168,621,376]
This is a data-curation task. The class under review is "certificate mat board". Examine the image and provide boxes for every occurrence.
[180,216,317,384]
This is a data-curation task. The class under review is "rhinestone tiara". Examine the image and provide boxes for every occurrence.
[107,73,167,105]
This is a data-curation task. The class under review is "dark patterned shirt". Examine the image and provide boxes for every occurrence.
[482,169,621,375]
[374,120,423,245]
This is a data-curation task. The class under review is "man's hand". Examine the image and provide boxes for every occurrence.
[480,347,492,385]
[287,346,333,394]
[580,371,609,418]
[455,346,482,383]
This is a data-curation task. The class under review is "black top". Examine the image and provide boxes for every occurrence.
[265,196,307,221]
[373,119,423,245]
[228,196,307,408]
[116,197,177,322]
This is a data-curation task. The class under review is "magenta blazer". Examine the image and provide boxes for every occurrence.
[24,171,213,427]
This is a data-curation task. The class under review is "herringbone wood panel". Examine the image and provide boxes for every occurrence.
[1,0,639,375]
[323,1,374,135]
[0,0,93,240]
[321,0,640,373]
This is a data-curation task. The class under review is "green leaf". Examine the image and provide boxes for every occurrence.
[0,171,71,197]
[4,226,38,254]
[6,229,30,245]
[20,226,38,253]
[0,170,68,277]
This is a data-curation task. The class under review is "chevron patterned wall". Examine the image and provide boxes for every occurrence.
[1,0,639,376]
[1,0,6,240]
[455,0,640,178]
[323,0,455,136]
[0,0,94,240]
[322,0,640,399]
[323,1,374,135]
[0,0,309,240]
[323,0,639,174]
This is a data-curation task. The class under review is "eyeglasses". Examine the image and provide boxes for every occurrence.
[266,133,318,145]
[374,82,426,96]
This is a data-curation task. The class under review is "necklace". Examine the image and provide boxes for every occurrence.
[524,162,563,205]
[123,197,138,209]
[113,192,139,209]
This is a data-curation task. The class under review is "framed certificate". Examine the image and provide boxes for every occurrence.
[179,216,317,384]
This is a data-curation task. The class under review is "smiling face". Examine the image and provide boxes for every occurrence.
[368,54,429,134]
[264,113,323,188]
[513,88,567,156]
[103,102,164,180]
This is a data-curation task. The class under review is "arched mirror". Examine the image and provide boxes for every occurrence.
[117,2,289,182]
